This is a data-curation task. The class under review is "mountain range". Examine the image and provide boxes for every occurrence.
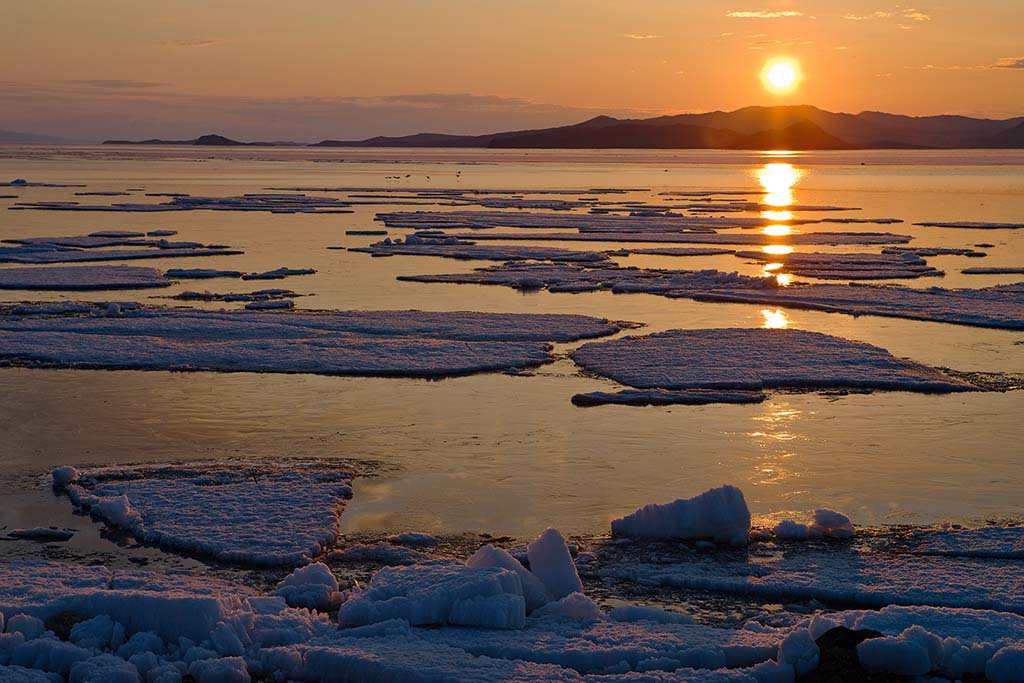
[95,105,1024,150]
[314,105,1024,150]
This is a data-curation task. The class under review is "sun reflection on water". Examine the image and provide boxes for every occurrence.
[761,308,789,329]
[762,244,794,255]
[746,405,809,487]
[756,162,803,208]
[762,224,791,236]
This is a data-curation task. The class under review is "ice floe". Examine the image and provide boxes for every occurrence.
[375,210,800,232]
[570,328,978,393]
[734,250,943,280]
[0,179,84,188]
[0,266,170,291]
[400,262,779,294]
[240,267,316,281]
[352,238,611,263]
[443,230,912,245]
[963,267,1024,275]
[915,221,1024,230]
[0,306,624,377]
[55,463,355,565]
[10,194,357,214]
[694,282,1024,330]
[164,268,244,279]
[883,246,988,258]
[571,388,767,407]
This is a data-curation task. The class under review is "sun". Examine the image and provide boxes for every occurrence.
[761,57,802,95]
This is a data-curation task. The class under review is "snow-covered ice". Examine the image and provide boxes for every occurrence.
[445,230,912,245]
[694,281,1024,330]
[56,463,355,565]
[0,306,625,377]
[571,328,977,393]
[915,221,1024,229]
[611,486,751,546]
[772,509,854,540]
[733,250,943,280]
[0,266,169,291]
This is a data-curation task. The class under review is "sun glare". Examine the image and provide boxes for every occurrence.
[761,57,802,95]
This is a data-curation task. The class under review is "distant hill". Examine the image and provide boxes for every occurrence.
[314,105,1024,150]
[102,134,300,147]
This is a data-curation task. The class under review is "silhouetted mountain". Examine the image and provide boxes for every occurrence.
[975,121,1024,148]
[315,105,1024,150]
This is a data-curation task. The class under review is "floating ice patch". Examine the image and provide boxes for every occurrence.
[883,246,987,258]
[694,282,1024,330]
[351,241,610,263]
[445,230,913,245]
[57,462,356,566]
[734,250,943,280]
[0,266,170,291]
[375,209,795,232]
[241,267,317,281]
[610,247,736,256]
[7,528,74,541]
[0,179,85,187]
[400,262,778,295]
[963,267,1024,275]
[164,268,244,279]
[571,388,767,407]
[0,244,242,265]
[915,221,1024,230]
[611,486,751,546]
[571,328,977,393]
[0,306,624,377]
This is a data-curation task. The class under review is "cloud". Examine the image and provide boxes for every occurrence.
[623,33,662,40]
[910,56,1024,71]
[995,57,1024,69]
[157,38,222,47]
[726,10,804,18]
[65,80,169,89]
[843,9,929,22]
[748,37,814,50]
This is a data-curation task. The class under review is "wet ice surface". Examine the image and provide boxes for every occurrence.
[0,304,624,377]
[571,329,977,393]
[0,266,169,290]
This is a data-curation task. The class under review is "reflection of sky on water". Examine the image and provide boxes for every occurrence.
[747,406,808,487]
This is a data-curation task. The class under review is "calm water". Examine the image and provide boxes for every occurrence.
[1,146,1022,536]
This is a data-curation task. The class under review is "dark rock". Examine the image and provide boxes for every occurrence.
[802,626,901,682]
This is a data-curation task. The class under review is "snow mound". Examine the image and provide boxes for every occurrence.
[527,529,584,601]
[772,509,854,540]
[571,328,977,393]
[611,485,751,546]
[337,561,526,629]
[59,463,355,566]
[273,563,340,611]
[466,544,552,612]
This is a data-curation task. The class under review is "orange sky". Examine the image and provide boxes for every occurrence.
[2,1,1022,140]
